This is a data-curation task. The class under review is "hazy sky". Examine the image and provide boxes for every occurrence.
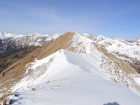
[0,0,140,40]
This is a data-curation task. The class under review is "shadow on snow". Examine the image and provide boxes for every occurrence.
[103,102,119,105]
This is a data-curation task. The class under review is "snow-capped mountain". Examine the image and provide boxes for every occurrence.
[0,32,61,55]
[91,35,140,73]
[0,31,140,105]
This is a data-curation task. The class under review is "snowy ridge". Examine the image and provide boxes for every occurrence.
[9,49,140,105]
[12,48,103,92]
[11,32,140,93]
[1,31,140,105]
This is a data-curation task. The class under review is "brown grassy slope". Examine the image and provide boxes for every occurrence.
[113,52,140,73]
[0,46,38,73]
[0,31,74,94]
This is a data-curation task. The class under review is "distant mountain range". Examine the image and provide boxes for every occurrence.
[0,32,61,56]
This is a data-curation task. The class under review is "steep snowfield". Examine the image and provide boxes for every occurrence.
[8,49,140,105]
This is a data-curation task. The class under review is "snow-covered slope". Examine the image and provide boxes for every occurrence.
[6,49,140,105]
[0,32,140,105]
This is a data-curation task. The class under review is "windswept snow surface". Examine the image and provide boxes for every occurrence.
[11,49,140,105]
